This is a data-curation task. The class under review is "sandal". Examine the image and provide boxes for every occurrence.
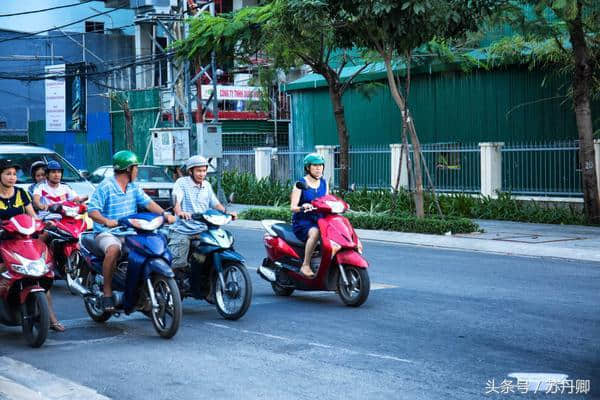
[50,321,65,332]
[299,266,315,278]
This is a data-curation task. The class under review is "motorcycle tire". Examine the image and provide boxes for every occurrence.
[337,265,370,307]
[149,276,182,339]
[214,262,252,321]
[65,250,84,296]
[83,273,111,323]
[22,291,50,348]
[271,283,294,297]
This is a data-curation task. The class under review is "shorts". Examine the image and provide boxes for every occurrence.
[95,232,123,253]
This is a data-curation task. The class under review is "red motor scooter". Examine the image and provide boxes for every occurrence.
[45,201,88,295]
[258,182,370,307]
[0,214,54,347]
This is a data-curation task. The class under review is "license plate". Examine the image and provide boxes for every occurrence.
[159,189,170,198]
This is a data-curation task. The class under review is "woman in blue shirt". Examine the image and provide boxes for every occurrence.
[290,153,328,278]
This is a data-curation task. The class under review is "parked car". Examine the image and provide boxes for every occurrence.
[89,165,174,209]
[0,143,95,198]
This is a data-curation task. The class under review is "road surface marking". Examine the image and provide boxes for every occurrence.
[206,322,412,364]
[0,356,109,400]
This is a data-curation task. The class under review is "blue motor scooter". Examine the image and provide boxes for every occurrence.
[73,213,182,339]
[169,210,252,320]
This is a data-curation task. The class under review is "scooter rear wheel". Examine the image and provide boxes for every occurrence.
[22,291,50,348]
[83,273,111,323]
[338,265,370,307]
[271,283,294,297]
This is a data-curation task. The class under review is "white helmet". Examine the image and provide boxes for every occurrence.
[186,155,209,172]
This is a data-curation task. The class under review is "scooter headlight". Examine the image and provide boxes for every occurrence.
[11,252,49,277]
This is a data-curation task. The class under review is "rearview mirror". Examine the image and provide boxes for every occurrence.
[79,169,89,178]
[228,192,235,204]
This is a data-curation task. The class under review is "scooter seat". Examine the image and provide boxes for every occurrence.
[271,223,305,248]
[81,232,105,258]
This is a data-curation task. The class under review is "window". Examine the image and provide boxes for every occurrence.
[85,21,104,33]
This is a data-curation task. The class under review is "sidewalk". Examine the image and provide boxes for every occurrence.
[227,204,600,263]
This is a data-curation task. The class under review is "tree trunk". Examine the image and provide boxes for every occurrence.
[383,55,424,217]
[327,82,350,191]
[568,3,600,223]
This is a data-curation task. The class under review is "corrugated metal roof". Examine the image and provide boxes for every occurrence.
[283,50,489,92]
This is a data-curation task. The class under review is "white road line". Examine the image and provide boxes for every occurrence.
[206,322,413,364]
[0,357,109,400]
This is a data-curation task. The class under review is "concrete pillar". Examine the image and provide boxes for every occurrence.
[315,145,336,188]
[479,142,504,197]
[135,23,153,89]
[390,144,409,190]
[594,139,600,199]
[255,147,274,180]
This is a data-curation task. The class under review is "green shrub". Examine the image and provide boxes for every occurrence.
[239,208,479,234]
[222,172,587,225]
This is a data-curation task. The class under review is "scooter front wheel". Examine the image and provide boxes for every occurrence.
[150,276,182,339]
[65,250,84,296]
[338,265,370,307]
[22,291,50,348]
[215,262,252,320]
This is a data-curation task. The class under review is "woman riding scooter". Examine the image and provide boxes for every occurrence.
[0,159,64,332]
[290,153,328,278]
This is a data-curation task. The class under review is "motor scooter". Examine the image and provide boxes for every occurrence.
[74,213,182,339]
[258,182,370,307]
[45,201,88,295]
[0,214,56,347]
[170,210,252,320]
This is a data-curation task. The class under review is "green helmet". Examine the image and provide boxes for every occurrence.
[303,153,325,168]
[112,150,139,171]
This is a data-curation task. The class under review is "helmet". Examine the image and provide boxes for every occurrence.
[0,159,21,173]
[30,160,47,177]
[46,160,63,172]
[186,155,209,172]
[113,150,139,171]
[303,153,325,170]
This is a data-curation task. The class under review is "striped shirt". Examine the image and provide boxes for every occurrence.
[171,176,219,234]
[87,176,151,233]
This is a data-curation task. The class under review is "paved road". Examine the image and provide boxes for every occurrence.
[0,227,598,399]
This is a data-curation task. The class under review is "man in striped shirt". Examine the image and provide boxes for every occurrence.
[87,150,175,311]
[169,155,236,275]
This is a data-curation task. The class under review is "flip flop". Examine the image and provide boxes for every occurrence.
[50,321,65,332]
[299,268,315,278]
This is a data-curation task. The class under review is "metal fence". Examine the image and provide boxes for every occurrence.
[220,142,585,198]
[222,150,255,174]
[502,141,582,197]
[417,143,481,193]
[334,145,391,189]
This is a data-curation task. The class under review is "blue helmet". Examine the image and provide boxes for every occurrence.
[46,160,63,172]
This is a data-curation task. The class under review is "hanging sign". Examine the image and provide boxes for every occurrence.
[201,85,263,101]
[45,64,66,132]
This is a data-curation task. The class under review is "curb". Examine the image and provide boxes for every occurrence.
[229,219,600,263]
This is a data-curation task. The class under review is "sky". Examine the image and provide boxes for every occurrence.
[0,0,135,34]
